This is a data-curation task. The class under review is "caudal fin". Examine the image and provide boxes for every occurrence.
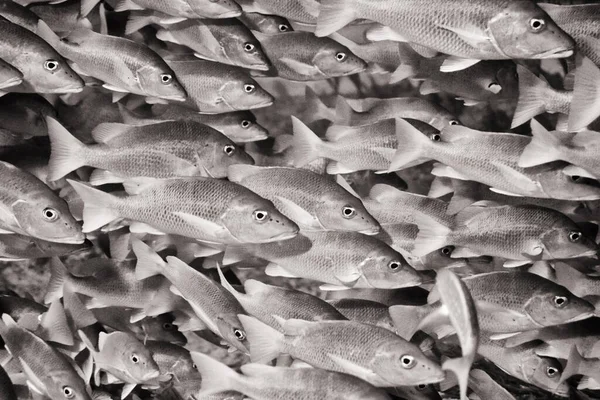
[303,87,335,123]
[36,20,61,49]
[560,345,588,384]
[45,258,69,304]
[333,96,355,125]
[80,0,102,17]
[38,301,74,346]
[190,352,241,396]
[443,357,473,400]
[569,57,600,131]
[315,0,356,37]
[67,180,120,232]
[388,118,433,171]
[131,238,166,280]
[238,315,284,364]
[291,116,325,167]
[412,214,453,257]
[388,305,434,340]
[46,117,87,181]
[518,120,564,168]
[511,66,549,129]
[125,12,154,35]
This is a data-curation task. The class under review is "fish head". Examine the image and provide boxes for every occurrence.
[105,332,160,383]
[372,341,445,386]
[249,14,293,35]
[12,196,84,244]
[222,193,299,243]
[46,369,90,400]
[32,237,92,258]
[388,385,442,400]
[522,354,570,397]
[315,192,380,234]
[524,282,595,327]
[216,314,249,353]
[220,78,274,111]
[137,65,188,102]
[166,352,201,382]
[536,165,600,200]
[196,133,254,178]
[487,1,575,59]
[139,314,187,346]
[221,35,271,72]
[218,112,269,143]
[540,223,599,260]
[186,0,242,19]
[19,52,84,94]
[360,247,422,289]
[312,42,367,78]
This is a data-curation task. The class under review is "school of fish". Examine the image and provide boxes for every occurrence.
[0,0,599,399]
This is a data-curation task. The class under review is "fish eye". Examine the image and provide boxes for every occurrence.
[570,175,582,182]
[44,60,59,71]
[233,328,246,341]
[388,260,402,271]
[253,210,268,222]
[131,354,139,363]
[244,84,255,93]
[278,24,290,32]
[192,363,197,369]
[449,120,460,126]
[62,386,74,398]
[342,205,356,219]
[529,18,546,32]
[546,366,558,377]
[335,52,347,62]
[160,74,172,84]
[440,246,453,256]
[431,133,441,142]
[569,231,582,242]
[400,355,416,369]
[162,322,174,330]
[487,82,502,94]
[244,43,255,52]
[223,144,236,156]
[416,384,427,391]
[553,295,568,308]
[241,119,252,129]
[42,207,59,222]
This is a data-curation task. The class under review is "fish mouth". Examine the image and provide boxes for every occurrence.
[249,63,271,72]
[565,311,595,323]
[143,370,161,381]
[47,235,86,244]
[161,95,187,102]
[359,226,381,236]
[0,77,22,89]
[56,85,84,94]
[533,48,574,59]
[267,231,299,242]
[246,99,275,110]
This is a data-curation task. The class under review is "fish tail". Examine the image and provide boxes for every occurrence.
[518,121,563,168]
[447,181,478,215]
[46,117,88,182]
[303,87,335,123]
[428,177,455,199]
[67,180,120,232]
[238,314,284,364]
[190,352,242,396]
[388,305,434,340]
[36,19,61,50]
[125,13,154,35]
[442,357,473,400]
[45,258,69,304]
[511,66,549,129]
[63,287,97,330]
[554,262,585,291]
[38,301,74,347]
[216,264,243,301]
[333,96,355,125]
[560,345,586,384]
[315,0,356,37]
[568,57,600,131]
[388,118,433,171]
[412,214,453,257]
[389,64,418,84]
[291,116,325,167]
[130,238,166,280]
[80,0,102,17]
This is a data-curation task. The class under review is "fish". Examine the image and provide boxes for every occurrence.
[553,261,600,299]
[252,31,367,81]
[568,56,600,131]
[46,118,254,182]
[539,3,600,67]
[435,269,479,400]
[467,369,516,400]
[0,0,41,34]
[218,270,346,331]
[236,0,320,24]
[519,122,600,180]
[0,58,22,90]
[145,340,201,382]
[0,93,57,138]
[0,160,83,243]
[29,0,92,35]
[192,351,392,399]
[132,240,249,353]
[78,330,161,385]
[0,233,90,261]
[559,345,600,386]
[120,103,269,143]
[228,165,380,233]
[413,202,598,264]
[0,363,17,400]
[99,0,242,19]
[389,121,600,200]
[315,0,575,66]
[239,315,445,387]
[165,59,274,113]
[477,335,569,397]
[328,298,397,333]
[151,18,271,71]
[334,97,459,129]
[0,314,91,400]
[45,258,181,320]
[0,18,83,93]
[68,177,299,244]
[224,230,422,290]
[238,12,293,34]
[37,23,187,102]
